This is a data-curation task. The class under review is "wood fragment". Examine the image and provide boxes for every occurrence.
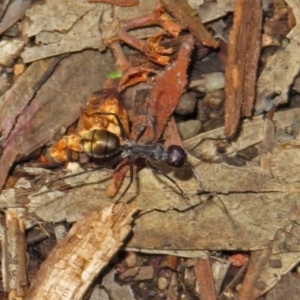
[1,209,27,297]
[238,248,272,300]
[159,255,178,271]
[107,35,194,195]
[130,34,195,143]
[224,0,262,137]
[161,0,218,48]
[194,258,217,300]
[219,260,248,300]
[119,266,154,281]
[25,203,138,300]
[166,272,178,300]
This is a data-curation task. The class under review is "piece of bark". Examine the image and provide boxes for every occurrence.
[224,0,262,137]
[130,34,195,143]
[1,209,27,297]
[195,258,217,300]
[0,50,114,191]
[166,272,178,300]
[25,203,138,300]
[161,0,218,48]
[238,248,272,300]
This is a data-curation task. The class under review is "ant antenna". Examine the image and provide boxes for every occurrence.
[188,136,229,152]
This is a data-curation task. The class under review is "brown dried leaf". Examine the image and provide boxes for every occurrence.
[256,17,300,113]
[130,34,195,143]
[161,0,218,48]
[198,0,234,23]
[118,67,155,91]
[0,50,114,190]
[265,273,300,300]
[22,0,158,63]
[50,88,130,163]
[0,0,31,35]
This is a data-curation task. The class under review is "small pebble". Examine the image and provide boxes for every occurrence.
[203,72,225,91]
[54,223,68,241]
[177,120,201,140]
[175,92,197,115]
[0,38,25,66]
[14,63,25,76]
[203,89,225,109]
[124,252,138,268]
[157,276,169,290]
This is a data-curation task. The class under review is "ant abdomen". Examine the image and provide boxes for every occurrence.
[81,129,121,158]
[166,145,187,168]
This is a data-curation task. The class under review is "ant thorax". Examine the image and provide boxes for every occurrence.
[121,141,168,161]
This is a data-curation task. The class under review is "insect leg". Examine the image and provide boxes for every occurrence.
[188,165,229,215]
[135,126,147,143]
[146,160,185,195]
[41,155,122,192]
[115,156,135,202]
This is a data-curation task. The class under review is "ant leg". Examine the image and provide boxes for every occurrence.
[146,160,185,195]
[135,126,147,142]
[88,112,128,141]
[188,137,229,152]
[115,156,135,202]
[33,155,122,196]
[188,165,229,215]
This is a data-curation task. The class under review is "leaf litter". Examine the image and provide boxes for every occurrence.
[0,0,300,299]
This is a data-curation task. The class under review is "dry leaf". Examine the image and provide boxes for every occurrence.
[256,0,300,113]
[21,0,158,63]
[0,50,114,191]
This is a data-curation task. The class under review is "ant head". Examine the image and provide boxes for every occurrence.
[166,145,187,168]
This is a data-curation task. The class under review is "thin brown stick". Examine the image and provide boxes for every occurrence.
[224,0,262,137]
[238,248,271,300]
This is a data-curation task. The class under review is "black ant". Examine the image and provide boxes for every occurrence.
[80,112,188,199]
[43,112,228,214]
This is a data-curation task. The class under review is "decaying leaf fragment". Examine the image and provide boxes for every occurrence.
[256,1,300,113]
[0,51,114,191]
[107,2,181,90]
[25,203,138,300]
[130,34,195,143]
[161,0,218,48]
[50,88,129,162]
[224,0,262,137]
[21,0,158,63]
[21,0,106,63]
